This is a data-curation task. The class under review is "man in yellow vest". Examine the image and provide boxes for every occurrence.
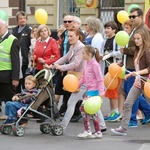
[0,19,20,114]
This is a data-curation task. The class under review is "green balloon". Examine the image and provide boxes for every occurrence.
[84,96,102,115]
[115,31,130,46]
[0,10,8,22]
[128,4,140,14]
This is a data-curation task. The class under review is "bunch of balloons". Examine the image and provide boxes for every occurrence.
[104,63,125,90]
[117,4,139,25]
[63,74,79,92]
[84,96,102,114]
[0,10,8,22]
[35,8,48,24]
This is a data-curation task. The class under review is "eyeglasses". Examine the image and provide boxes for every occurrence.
[129,15,139,19]
[63,20,73,23]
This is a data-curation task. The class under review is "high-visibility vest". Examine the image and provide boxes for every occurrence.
[0,35,16,70]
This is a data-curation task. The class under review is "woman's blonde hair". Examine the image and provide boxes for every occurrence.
[85,16,102,34]
[36,24,51,38]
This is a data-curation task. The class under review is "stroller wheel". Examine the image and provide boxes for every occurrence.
[0,125,12,135]
[12,126,25,137]
[40,123,51,134]
[51,125,63,136]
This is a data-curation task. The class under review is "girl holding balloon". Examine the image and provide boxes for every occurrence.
[77,45,104,139]
[111,29,150,136]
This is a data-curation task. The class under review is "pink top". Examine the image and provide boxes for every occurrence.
[79,59,105,95]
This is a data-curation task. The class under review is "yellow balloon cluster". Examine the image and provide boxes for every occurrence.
[35,8,48,24]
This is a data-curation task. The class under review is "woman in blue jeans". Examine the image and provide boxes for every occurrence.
[111,29,150,135]
[124,73,150,127]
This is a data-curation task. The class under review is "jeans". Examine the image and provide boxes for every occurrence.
[130,95,150,124]
[5,101,28,119]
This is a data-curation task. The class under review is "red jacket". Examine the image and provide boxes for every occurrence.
[34,37,60,70]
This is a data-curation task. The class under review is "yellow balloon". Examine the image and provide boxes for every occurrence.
[119,66,126,79]
[117,10,129,24]
[84,96,102,115]
[35,9,48,24]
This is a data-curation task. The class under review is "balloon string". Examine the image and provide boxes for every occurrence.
[105,60,148,82]
[105,73,118,92]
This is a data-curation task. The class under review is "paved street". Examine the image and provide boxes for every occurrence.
[0,98,150,150]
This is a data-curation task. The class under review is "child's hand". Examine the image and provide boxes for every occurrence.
[124,73,133,80]
[12,95,19,101]
[43,63,50,69]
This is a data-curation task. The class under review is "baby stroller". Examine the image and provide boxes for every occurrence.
[0,69,63,136]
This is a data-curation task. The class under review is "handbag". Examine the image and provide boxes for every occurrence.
[67,71,82,80]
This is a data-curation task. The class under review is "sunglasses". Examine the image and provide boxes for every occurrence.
[63,20,73,23]
[129,15,139,19]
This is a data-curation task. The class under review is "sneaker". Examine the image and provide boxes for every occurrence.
[104,113,110,120]
[0,115,7,120]
[77,130,92,138]
[91,132,102,139]
[141,116,150,125]
[108,111,121,122]
[3,117,16,125]
[128,121,138,128]
[111,126,127,136]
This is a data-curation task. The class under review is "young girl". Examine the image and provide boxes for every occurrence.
[78,45,104,139]
[3,75,38,125]
[111,29,150,135]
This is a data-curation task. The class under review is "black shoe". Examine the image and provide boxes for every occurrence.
[70,114,82,122]
[92,128,107,135]
[101,128,107,132]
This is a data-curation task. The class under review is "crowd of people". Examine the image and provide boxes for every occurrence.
[0,7,150,138]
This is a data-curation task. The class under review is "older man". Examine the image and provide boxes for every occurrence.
[0,19,20,114]
[12,11,32,92]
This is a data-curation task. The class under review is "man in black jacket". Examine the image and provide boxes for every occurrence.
[12,11,32,92]
[0,19,20,114]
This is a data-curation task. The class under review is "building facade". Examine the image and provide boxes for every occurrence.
[0,0,146,29]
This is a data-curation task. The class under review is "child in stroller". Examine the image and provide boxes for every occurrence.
[3,75,38,125]
[0,69,63,136]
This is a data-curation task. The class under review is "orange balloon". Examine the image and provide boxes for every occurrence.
[104,72,118,90]
[63,74,79,92]
[144,82,150,98]
[108,63,122,78]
